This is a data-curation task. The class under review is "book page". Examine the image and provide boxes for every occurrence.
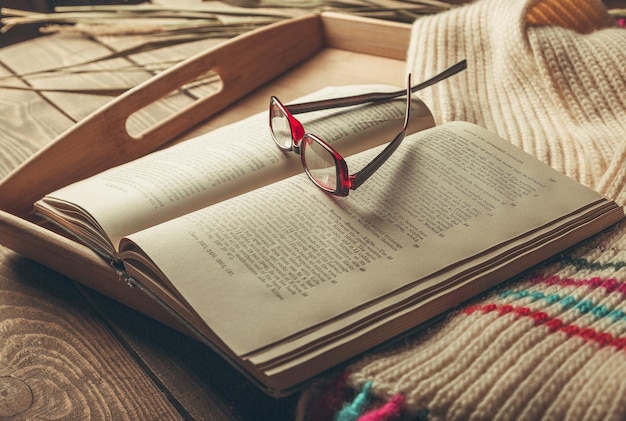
[119,121,612,357]
[35,85,435,257]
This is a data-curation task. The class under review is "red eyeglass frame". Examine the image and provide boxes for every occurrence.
[269,60,467,195]
[270,75,411,196]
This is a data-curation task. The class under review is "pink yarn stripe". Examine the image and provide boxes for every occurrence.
[530,274,625,295]
[358,394,405,421]
[465,303,626,350]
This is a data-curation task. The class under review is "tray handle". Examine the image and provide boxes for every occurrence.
[0,13,322,217]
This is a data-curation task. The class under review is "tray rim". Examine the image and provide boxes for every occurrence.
[0,11,412,335]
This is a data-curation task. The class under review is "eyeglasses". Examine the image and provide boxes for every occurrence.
[268,60,467,196]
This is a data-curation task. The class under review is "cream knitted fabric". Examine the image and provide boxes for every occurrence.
[405,0,626,205]
[297,1,626,420]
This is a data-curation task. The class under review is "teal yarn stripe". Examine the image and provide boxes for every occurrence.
[500,280,626,324]
[336,381,372,421]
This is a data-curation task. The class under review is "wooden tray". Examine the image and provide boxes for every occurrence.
[0,12,411,335]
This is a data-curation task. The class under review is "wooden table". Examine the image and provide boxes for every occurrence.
[0,10,302,420]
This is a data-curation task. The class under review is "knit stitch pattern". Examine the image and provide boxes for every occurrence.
[297,0,626,419]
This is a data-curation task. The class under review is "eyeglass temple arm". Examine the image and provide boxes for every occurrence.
[349,75,412,191]
[286,59,466,115]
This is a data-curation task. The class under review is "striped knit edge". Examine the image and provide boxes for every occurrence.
[298,222,626,421]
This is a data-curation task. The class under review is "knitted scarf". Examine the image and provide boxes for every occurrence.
[296,0,626,419]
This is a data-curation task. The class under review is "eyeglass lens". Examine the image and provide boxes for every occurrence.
[269,100,293,149]
[301,137,338,192]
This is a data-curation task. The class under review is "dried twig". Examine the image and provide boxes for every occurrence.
[0,1,453,96]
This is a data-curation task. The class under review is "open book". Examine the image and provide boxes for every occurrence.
[33,84,624,395]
